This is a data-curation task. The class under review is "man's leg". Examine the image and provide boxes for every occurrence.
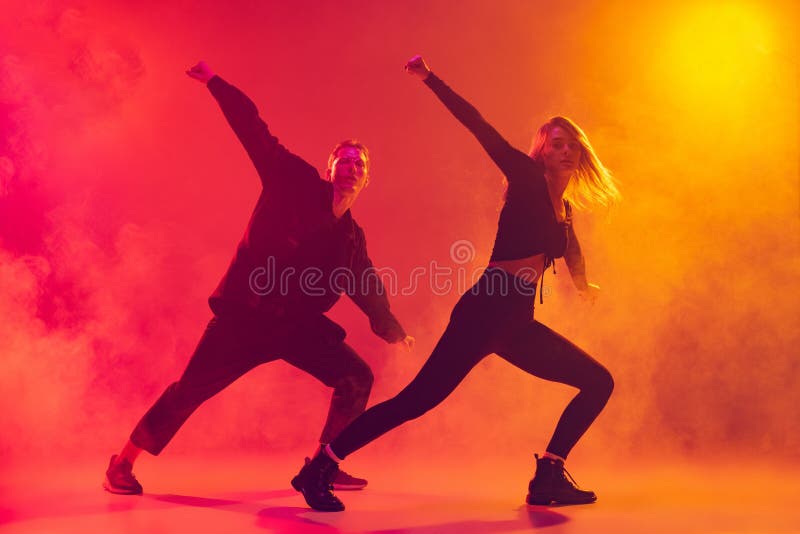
[281,335,374,490]
[105,315,265,494]
[496,320,614,461]
[284,340,373,444]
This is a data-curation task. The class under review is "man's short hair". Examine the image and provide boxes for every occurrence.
[327,139,370,172]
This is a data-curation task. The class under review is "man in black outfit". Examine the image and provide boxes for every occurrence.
[103,61,414,495]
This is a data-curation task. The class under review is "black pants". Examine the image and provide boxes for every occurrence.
[330,268,614,460]
[130,312,373,455]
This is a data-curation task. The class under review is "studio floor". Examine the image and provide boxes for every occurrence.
[2,453,798,533]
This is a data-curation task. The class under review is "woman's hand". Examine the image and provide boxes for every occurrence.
[578,283,600,305]
[404,55,431,80]
[186,61,215,84]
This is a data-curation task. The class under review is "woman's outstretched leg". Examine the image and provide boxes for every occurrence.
[292,308,492,511]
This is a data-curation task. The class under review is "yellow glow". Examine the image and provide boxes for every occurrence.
[662,2,773,104]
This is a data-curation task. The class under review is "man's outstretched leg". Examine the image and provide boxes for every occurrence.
[104,315,265,494]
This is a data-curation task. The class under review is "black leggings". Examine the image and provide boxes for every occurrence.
[330,268,614,460]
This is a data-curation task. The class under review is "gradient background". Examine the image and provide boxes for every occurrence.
[1,0,797,473]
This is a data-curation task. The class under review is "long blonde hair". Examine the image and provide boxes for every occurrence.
[529,116,621,210]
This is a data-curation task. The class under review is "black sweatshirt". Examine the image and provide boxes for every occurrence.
[204,75,405,343]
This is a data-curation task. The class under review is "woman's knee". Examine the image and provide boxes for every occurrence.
[592,366,614,400]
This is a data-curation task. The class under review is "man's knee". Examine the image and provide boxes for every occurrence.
[350,356,375,389]
[334,363,374,397]
[357,361,374,388]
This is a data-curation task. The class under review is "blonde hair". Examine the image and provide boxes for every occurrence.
[529,116,620,210]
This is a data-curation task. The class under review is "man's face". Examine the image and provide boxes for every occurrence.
[327,146,369,195]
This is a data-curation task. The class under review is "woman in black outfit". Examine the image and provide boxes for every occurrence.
[293,55,621,511]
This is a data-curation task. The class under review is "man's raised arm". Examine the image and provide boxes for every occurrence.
[187,60,315,188]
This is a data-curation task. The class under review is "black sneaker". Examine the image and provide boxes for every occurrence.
[103,455,143,495]
[332,466,368,491]
[526,454,596,506]
[300,457,367,490]
[291,453,345,511]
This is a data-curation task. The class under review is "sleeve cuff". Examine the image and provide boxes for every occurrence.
[206,74,225,95]
[371,315,406,344]
[423,71,442,89]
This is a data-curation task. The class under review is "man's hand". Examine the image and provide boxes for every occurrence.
[577,283,600,305]
[397,335,416,352]
[404,55,431,80]
[186,61,215,84]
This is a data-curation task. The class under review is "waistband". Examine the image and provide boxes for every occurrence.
[475,266,538,298]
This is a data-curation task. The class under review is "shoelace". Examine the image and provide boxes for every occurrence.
[322,463,339,491]
[559,464,582,489]
[535,453,583,489]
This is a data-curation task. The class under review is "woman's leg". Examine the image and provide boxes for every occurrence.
[496,320,613,459]
[291,314,492,511]
[496,320,613,505]
[329,318,490,459]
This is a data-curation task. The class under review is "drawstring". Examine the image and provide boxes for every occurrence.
[538,200,569,304]
[539,201,569,304]
[539,256,556,304]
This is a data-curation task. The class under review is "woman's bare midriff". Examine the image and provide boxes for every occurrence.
[488,254,547,285]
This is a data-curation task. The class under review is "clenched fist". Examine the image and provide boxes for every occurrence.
[186,61,215,84]
[404,55,431,80]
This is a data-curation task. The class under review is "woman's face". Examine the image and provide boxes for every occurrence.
[541,126,582,177]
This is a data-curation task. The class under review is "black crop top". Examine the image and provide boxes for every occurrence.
[423,73,572,262]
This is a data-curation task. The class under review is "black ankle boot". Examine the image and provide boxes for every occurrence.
[526,454,597,506]
[291,451,345,511]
